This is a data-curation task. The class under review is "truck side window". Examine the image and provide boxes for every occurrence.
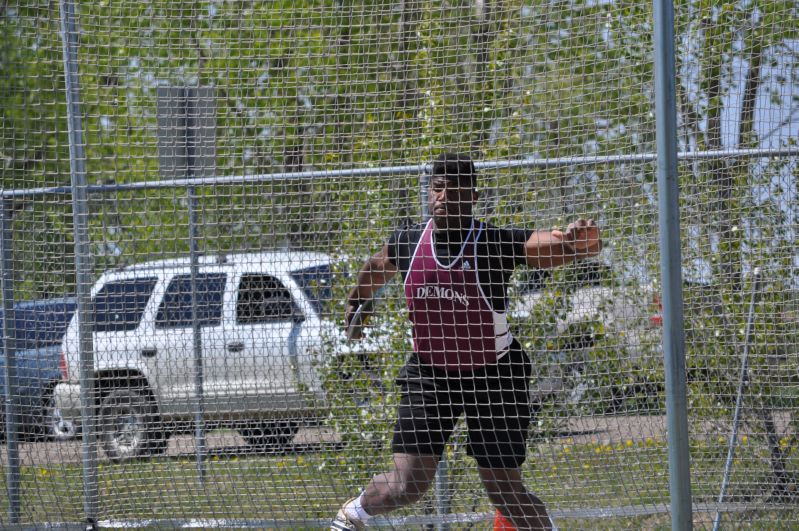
[237,275,297,324]
[155,273,227,329]
[93,278,158,332]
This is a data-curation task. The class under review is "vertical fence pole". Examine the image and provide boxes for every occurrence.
[713,268,762,530]
[185,89,207,482]
[1,200,21,524]
[652,0,693,529]
[58,0,99,522]
[434,457,451,531]
[420,171,451,531]
[188,185,207,483]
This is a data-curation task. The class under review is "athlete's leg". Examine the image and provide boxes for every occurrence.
[463,346,548,529]
[333,354,459,529]
[359,452,440,514]
[478,466,552,531]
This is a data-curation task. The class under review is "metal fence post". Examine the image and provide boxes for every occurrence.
[713,268,762,530]
[652,0,693,529]
[188,185,207,483]
[58,0,100,522]
[185,88,208,483]
[1,199,21,524]
[188,186,206,483]
[420,170,452,531]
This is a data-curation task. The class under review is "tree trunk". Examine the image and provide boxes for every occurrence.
[736,36,794,500]
[469,0,494,157]
[737,43,762,150]
[700,18,743,293]
[391,0,420,226]
[758,408,795,500]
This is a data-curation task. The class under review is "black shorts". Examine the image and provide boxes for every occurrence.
[391,343,533,469]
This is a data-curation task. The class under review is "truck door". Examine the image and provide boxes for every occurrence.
[222,273,302,415]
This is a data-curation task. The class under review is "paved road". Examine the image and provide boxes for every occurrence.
[5,413,787,467]
[0,427,343,467]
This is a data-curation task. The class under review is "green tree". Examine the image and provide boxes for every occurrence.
[674,0,799,500]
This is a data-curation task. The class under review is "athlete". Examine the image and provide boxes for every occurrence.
[332,153,602,530]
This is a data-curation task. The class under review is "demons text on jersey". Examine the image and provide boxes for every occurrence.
[415,285,470,307]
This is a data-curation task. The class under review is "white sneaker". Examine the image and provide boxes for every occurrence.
[330,498,365,530]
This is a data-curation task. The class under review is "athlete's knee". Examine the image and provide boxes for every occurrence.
[384,455,437,504]
[386,469,434,504]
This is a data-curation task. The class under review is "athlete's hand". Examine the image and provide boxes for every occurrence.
[557,219,602,258]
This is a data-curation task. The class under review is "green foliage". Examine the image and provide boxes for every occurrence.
[316,261,408,468]
[2,0,796,439]
[512,262,665,438]
[582,328,665,415]
[3,0,668,300]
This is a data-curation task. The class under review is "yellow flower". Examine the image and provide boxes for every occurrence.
[626,440,634,448]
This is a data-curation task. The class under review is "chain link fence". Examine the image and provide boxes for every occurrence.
[2,0,798,528]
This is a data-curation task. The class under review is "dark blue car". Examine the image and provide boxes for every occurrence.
[0,297,77,441]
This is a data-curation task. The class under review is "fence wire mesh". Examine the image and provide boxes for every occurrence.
[1,0,798,528]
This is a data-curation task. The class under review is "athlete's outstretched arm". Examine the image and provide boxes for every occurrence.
[525,218,602,269]
[345,244,398,326]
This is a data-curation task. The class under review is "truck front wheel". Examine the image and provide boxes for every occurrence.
[99,388,165,461]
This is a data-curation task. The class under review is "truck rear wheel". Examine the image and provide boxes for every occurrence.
[241,420,299,452]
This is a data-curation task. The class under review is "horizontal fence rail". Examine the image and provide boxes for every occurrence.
[3,147,798,199]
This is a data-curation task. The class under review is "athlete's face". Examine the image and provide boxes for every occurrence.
[429,174,477,230]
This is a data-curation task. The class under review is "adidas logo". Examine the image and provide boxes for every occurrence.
[463,260,472,270]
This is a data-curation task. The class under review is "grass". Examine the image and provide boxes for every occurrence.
[3,433,799,528]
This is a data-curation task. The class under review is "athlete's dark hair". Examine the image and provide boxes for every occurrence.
[431,153,477,189]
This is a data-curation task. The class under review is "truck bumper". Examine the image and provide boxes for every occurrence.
[52,382,83,426]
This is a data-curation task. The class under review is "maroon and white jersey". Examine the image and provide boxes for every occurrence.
[403,219,514,371]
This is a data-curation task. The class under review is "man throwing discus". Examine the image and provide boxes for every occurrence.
[332,153,601,530]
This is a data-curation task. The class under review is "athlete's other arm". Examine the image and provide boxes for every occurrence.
[345,244,398,327]
[525,218,602,269]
